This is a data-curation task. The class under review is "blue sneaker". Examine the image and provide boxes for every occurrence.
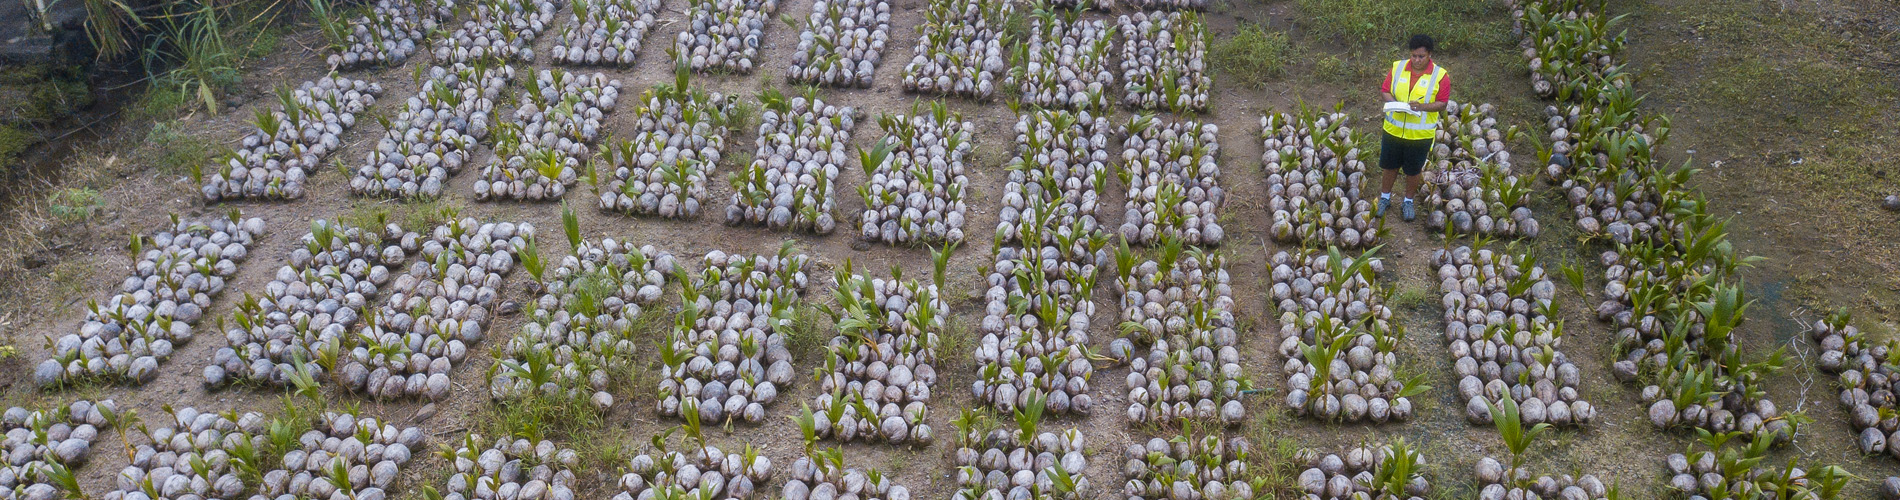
[1376,197,1391,217]
[1402,199,1416,222]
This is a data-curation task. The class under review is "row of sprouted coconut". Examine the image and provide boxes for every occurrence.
[676,0,778,73]
[434,0,560,64]
[1271,246,1423,424]
[1509,0,1630,101]
[724,89,856,234]
[1120,419,1268,500]
[551,0,662,67]
[1595,216,1797,442]
[332,218,530,400]
[1434,243,1595,427]
[1262,108,1382,249]
[806,254,950,445]
[902,0,1012,100]
[323,0,453,69]
[787,408,911,500]
[951,401,1090,499]
[202,77,382,202]
[1017,11,1113,110]
[1108,237,1248,425]
[1662,431,1853,499]
[1117,114,1224,246]
[36,213,267,388]
[1808,310,1900,458]
[437,433,579,500]
[1295,441,1429,500]
[1537,85,1684,245]
[1422,102,1541,238]
[787,0,892,88]
[973,108,1110,415]
[655,245,807,424]
[856,101,972,246]
[206,219,405,388]
[475,69,621,201]
[599,66,739,219]
[0,400,120,500]
[490,212,680,411]
[350,62,513,200]
[1118,11,1210,112]
[615,412,774,500]
[102,403,425,500]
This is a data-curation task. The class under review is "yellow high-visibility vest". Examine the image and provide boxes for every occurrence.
[1384,60,1446,141]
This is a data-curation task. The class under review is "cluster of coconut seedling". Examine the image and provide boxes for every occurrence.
[786,406,912,500]
[1542,92,1684,244]
[1596,217,1793,442]
[857,102,971,245]
[437,433,580,500]
[1261,110,1380,249]
[656,247,807,424]
[975,230,1105,415]
[351,63,513,199]
[1272,247,1422,424]
[0,400,118,500]
[950,404,1091,499]
[1120,421,1265,500]
[1433,244,1596,427]
[105,407,265,500]
[1473,457,1611,500]
[475,69,621,201]
[1295,441,1431,500]
[599,67,737,218]
[1122,0,1203,10]
[325,0,451,69]
[1509,0,1629,100]
[492,230,679,411]
[333,218,529,400]
[1118,12,1210,112]
[808,259,948,445]
[1663,434,1853,499]
[902,0,1012,100]
[725,90,855,234]
[252,410,427,500]
[36,214,266,387]
[1806,310,1900,457]
[1421,102,1538,238]
[1019,13,1112,110]
[615,415,772,500]
[434,0,559,63]
[551,0,661,66]
[995,109,1110,242]
[787,0,891,87]
[207,220,404,388]
[676,0,778,73]
[1108,238,1247,425]
[1118,115,1224,246]
[204,78,382,201]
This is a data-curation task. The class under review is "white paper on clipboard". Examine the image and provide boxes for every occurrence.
[1383,101,1423,116]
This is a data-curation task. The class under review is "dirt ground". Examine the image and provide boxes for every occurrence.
[0,0,1897,498]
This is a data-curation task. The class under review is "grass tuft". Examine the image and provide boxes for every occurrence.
[1211,24,1290,87]
[47,187,106,223]
[1295,0,1503,53]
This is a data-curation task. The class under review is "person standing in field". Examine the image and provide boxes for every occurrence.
[1377,34,1449,222]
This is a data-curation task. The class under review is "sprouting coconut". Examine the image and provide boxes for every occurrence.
[350,63,513,200]
[857,101,971,246]
[1434,244,1593,427]
[1118,11,1210,113]
[1296,442,1430,499]
[475,69,620,202]
[674,0,779,74]
[655,246,808,424]
[1117,115,1223,246]
[1261,110,1380,249]
[491,238,678,411]
[204,77,382,202]
[1270,247,1417,424]
[432,0,560,64]
[325,0,452,69]
[552,0,662,67]
[1109,236,1246,426]
[1121,422,1267,499]
[900,0,1011,101]
[208,219,403,388]
[438,433,580,500]
[725,90,855,234]
[1020,15,1113,110]
[38,214,265,388]
[599,68,735,219]
[787,0,890,88]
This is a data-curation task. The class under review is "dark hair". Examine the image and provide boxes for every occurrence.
[1407,34,1436,53]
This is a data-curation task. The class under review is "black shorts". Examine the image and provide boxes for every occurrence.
[1379,132,1431,176]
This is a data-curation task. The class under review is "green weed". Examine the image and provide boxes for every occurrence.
[47,188,105,223]
[1211,24,1290,87]
[1295,0,1503,52]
